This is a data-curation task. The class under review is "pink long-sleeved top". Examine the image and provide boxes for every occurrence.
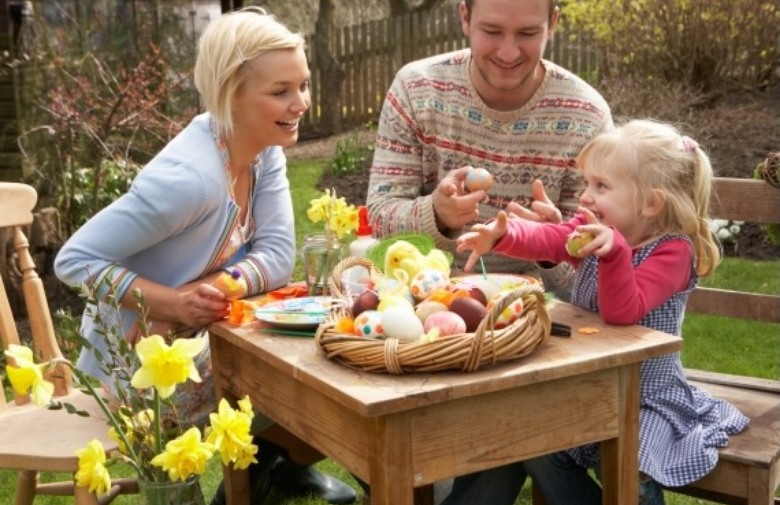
[493,214,693,325]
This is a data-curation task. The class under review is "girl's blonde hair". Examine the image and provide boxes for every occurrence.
[193,7,305,139]
[577,119,720,277]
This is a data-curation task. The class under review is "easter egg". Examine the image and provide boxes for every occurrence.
[352,290,380,317]
[415,300,448,324]
[381,305,424,341]
[410,269,450,301]
[465,167,493,192]
[353,310,384,338]
[486,292,525,329]
[566,231,595,257]
[423,311,467,337]
[449,296,488,332]
[213,270,247,300]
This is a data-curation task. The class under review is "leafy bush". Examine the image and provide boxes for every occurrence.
[329,131,370,177]
[561,0,779,89]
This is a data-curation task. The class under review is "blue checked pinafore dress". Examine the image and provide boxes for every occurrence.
[567,235,749,487]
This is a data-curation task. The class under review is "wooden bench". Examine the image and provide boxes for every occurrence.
[666,177,780,505]
[531,177,780,505]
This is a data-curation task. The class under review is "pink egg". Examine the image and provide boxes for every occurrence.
[486,293,525,329]
[423,311,467,337]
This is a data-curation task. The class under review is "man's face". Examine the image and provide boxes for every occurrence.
[461,0,558,109]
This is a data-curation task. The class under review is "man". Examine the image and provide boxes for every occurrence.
[366,0,612,299]
[366,1,613,503]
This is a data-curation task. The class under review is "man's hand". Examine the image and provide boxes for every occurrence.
[432,166,486,229]
[507,179,562,224]
[456,211,509,272]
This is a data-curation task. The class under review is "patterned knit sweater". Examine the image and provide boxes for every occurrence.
[367,49,612,287]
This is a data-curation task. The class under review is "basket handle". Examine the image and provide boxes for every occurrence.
[474,282,550,336]
[328,256,383,299]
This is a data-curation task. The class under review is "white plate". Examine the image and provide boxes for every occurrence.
[452,274,540,300]
[254,296,334,330]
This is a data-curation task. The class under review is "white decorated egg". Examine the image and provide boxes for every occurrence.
[486,292,525,329]
[353,310,384,338]
[410,269,450,301]
[381,305,424,341]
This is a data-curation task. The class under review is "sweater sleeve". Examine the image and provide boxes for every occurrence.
[597,234,693,325]
[366,71,443,242]
[493,215,584,264]
[232,147,296,295]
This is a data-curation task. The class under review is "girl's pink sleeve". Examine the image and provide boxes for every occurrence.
[493,215,585,264]
[597,233,693,325]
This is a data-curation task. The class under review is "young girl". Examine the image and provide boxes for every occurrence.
[455,119,749,504]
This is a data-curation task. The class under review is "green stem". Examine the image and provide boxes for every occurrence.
[153,388,164,481]
[55,359,144,476]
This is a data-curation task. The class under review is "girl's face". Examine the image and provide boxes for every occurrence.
[579,163,648,244]
[460,0,557,110]
[231,47,311,151]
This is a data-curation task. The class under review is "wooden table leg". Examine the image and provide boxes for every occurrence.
[601,364,640,505]
[368,413,415,505]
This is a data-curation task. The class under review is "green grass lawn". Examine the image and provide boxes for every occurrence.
[1,158,776,504]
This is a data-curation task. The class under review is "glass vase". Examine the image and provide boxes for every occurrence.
[138,477,205,505]
[301,232,343,296]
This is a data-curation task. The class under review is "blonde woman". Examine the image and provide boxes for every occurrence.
[55,7,357,505]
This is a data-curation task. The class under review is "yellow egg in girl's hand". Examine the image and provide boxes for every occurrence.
[213,269,247,300]
[566,231,595,257]
[465,167,493,192]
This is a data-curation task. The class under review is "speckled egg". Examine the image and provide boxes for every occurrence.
[423,311,467,337]
[486,292,525,329]
[353,310,384,338]
[415,300,449,323]
[381,305,424,341]
[465,167,493,192]
[410,269,450,301]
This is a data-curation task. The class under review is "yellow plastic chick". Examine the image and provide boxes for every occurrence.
[383,240,450,286]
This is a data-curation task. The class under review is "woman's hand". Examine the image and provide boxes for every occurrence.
[173,283,231,330]
[456,211,509,272]
[432,166,487,229]
[506,179,562,224]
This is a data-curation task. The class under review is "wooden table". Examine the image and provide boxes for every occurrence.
[208,299,682,505]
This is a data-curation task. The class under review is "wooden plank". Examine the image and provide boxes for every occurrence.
[685,369,780,394]
[711,178,780,224]
[687,287,780,323]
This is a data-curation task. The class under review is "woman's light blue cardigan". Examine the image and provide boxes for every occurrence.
[54,113,296,382]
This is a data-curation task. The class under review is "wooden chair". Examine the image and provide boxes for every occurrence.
[0,182,138,504]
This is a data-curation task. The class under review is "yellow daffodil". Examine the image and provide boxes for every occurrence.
[108,409,155,454]
[150,427,214,481]
[130,335,206,399]
[75,439,112,496]
[306,189,359,239]
[3,344,54,406]
[205,397,258,469]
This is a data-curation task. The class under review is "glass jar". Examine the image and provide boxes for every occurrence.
[138,477,205,505]
[301,232,343,296]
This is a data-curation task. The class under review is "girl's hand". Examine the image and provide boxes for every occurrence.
[506,179,562,224]
[456,211,509,272]
[574,208,614,257]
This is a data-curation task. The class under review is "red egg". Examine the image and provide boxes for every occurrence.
[449,296,488,332]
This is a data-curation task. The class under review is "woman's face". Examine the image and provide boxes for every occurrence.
[231,46,311,150]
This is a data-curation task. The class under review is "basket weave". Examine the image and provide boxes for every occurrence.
[315,257,551,374]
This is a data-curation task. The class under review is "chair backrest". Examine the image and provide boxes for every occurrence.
[0,182,70,409]
[686,177,780,323]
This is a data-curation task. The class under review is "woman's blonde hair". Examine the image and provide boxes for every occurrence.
[577,119,720,277]
[193,7,305,139]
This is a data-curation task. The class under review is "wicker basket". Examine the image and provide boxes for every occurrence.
[315,257,551,374]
